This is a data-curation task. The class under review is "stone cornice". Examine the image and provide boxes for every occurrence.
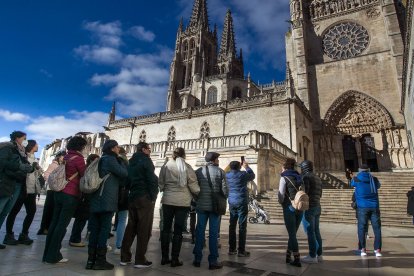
[107,90,294,130]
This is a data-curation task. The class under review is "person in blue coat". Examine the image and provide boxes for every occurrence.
[351,164,382,257]
[87,140,128,270]
[226,160,255,257]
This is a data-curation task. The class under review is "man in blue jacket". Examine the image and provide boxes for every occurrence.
[226,160,255,257]
[351,164,382,257]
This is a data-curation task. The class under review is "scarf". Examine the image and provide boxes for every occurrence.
[175,157,188,187]
[16,142,27,158]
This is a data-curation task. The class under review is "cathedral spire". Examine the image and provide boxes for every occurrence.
[188,0,209,31]
[107,102,116,127]
[219,9,236,58]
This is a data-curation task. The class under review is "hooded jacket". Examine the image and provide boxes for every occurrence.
[351,171,381,209]
[226,167,255,206]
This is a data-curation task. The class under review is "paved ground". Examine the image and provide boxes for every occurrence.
[0,196,413,276]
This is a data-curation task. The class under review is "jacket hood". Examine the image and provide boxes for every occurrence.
[0,142,13,150]
[356,171,372,182]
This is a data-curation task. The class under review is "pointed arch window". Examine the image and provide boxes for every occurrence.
[183,40,189,59]
[139,130,147,143]
[200,122,210,139]
[207,86,218,104]
[189,39,196,57]
[167,126,176,142]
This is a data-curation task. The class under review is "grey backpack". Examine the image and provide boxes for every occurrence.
[80,158,110,194]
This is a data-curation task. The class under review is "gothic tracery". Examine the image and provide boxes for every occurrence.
[167,126,176,142]
[139,130,147,143]
[200,122,210,139]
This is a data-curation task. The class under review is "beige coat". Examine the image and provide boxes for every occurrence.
[159,159,200,207]
[26,154,42,194]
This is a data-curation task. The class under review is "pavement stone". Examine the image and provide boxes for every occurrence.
[0,196,413,276]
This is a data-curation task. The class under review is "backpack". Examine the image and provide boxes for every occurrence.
[48,156,78,192]
[79,158,110,194]
[284,176,309,211]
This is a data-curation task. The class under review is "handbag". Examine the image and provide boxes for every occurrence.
[205,166,227,215]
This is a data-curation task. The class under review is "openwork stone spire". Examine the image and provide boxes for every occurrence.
[188,0,209,31]
[107,101,116,127]
[219,9,236,57]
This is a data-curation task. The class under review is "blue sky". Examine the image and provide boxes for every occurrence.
[0,0,290,148]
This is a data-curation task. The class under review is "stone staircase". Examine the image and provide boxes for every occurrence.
[257,171,414,228]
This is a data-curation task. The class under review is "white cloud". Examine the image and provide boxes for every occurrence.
[0,109,30,122]
[0,136,9,142]
[83,21,123,48]
[74,45,123,65]
[129,26,156,42]
[25,111,108,141]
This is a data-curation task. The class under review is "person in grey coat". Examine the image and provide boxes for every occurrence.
[193,152,228,270]
[86,140,128,270]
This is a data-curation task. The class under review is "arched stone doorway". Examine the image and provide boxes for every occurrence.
[315,90,402,171]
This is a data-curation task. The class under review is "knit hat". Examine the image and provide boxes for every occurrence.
[358,164,370,172]
[102,139,118,153]
[205,152,220,162]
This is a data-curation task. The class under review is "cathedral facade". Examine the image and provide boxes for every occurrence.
[40,0,414,193]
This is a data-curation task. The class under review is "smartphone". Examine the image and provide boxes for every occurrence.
[241,156,245,164]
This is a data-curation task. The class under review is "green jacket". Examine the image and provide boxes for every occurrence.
[128,152,159,202]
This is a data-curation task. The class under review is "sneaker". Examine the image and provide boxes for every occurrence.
[58,258,69,263]
[107,245,112,251]
[134,261,153,268]
[228,250,238,255]
[238,251,251,257]
[360,249,367,257]
[18,233,33,245]
[317,255,324,263]
[69,242,85,247]
[301,255,318,264]
[374,249,382,257]
[113,248,121,255]
[119,260,132,266]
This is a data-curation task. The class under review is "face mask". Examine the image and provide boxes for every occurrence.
[22,140,28,147]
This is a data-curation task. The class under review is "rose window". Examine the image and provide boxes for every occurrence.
[323,22,369,60]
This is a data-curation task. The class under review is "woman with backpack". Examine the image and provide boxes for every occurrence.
[42,136,87,264]
[86,140,128,270]
[278,158,304,268]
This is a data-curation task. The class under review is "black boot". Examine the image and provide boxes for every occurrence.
[160,232,171,265]
[171,235,183,267]
[290,252,301,267]
[93,247,114,270]
[3,233,18,246]
[286,250,292,264]
[85,247,97,270]
[18,233,33,245]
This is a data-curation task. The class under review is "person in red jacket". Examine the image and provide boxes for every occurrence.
[42,136,87,264]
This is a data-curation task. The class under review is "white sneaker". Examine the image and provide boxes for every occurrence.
[58,258,69,263]
[107,245,112,251]
[114,248,121,255]
[119,261,132,266]
[301,255,318,264]
[374,249,382,257]
[360,249,367,257]
[317,255,323,263]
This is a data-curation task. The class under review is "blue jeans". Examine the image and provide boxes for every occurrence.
[228,204,248,252]
[282,205,302,253]
[193,210,220,264]
[357,208,382,250]
[303,206,323,257]
[88,211,113,249]
[116,210,128,248]
[0,183,22,231]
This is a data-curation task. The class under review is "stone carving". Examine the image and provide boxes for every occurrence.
[167,126,176,142]
[290,0,301,20]
[366,7,380,18]
[323,22,369,60]
[139,130,146,143]
[324,90,394,135]
[310,0,379,20]
[200,121,210,139]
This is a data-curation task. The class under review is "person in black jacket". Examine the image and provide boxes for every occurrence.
[407,187,414,225]
[121,142,158,268]
[86,140,128,270]
[0,131,33,249]
[299,160,323,264]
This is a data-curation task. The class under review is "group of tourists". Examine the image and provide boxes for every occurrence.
[0,130,387,271]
